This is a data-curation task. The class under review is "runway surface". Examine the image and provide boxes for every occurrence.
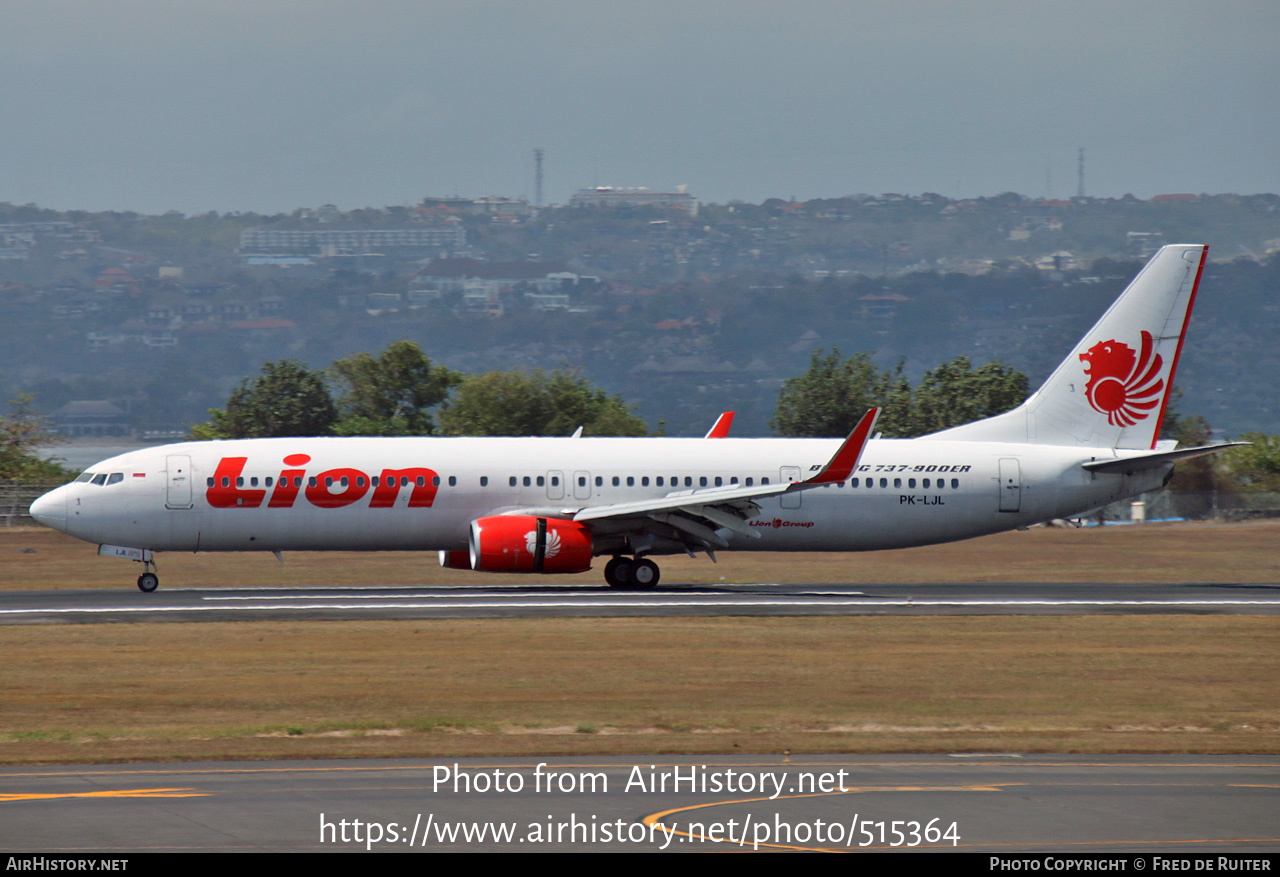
[1,755,1276,853]
[2,581,1279,624]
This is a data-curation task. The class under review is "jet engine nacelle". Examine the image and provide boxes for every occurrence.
[438,550,472,570]
[468,515,593,574]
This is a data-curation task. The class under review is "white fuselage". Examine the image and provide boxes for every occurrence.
[34,435,1165,556]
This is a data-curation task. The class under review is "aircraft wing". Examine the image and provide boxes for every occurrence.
[567,409,879,551]
[1081,442,1247,475]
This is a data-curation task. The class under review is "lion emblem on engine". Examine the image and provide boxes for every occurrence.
[524,528,562,558]
[1078,330,1165,426]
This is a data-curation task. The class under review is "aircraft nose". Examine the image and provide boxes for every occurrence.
[29,486,67,532]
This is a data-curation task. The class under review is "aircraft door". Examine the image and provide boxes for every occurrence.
[998,458,1021,513]
[780,466,802,509]
[165,455,194,509]
[546,471,564,500]
[573,471,592,500]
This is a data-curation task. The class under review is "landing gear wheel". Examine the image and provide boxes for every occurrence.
[604,556,634,589]
[631,558,660,590]
[137,572,159,593]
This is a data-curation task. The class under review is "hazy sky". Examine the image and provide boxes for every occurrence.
[3,0,1277,214]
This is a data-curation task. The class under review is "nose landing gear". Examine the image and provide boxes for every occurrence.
[135,555,159,593]
[97,545,160,593]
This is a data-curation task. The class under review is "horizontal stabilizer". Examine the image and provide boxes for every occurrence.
[1081,442,1247,475]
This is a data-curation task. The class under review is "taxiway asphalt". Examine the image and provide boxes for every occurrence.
[1,755,1276,853]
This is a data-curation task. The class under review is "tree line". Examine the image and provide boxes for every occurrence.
[771,349,1030,438]
[188,340,649,440]
[190,341,1035,442]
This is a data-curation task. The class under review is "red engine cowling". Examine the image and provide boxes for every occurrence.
[469,515,593,574]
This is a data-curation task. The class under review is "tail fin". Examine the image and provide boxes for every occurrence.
[932,244,1207,449]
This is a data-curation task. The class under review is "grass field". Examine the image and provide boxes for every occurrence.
[1,522,1277,763]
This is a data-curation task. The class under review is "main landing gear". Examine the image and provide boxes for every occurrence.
[603,556,660,590]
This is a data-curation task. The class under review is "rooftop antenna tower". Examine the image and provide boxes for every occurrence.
[1077,147,1086,198]
[534,148,544,209]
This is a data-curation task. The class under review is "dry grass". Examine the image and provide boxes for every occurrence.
[3,519,1280,590]
[1,616,1277,763]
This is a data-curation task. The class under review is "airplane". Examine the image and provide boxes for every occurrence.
[30,244,1241,593]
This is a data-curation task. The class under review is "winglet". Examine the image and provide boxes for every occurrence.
[704,411,734,439]
[802,408,880,485]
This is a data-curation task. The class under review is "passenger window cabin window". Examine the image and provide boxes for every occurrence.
[523,476,531,487]
[206,477,214,487]
[908,478,916,489]
[595,476,603,487]
[627,476,634,487]
[309,477,318,487]
[432,476,440,487]
[220,477,230,488]
[951,478,959,489]
[325,477,334,487]
[730,476,738,485]
[250,477,258,487]
[642,476,649,487]
[549,476,557,486]
[714,476,722,487]
[357,476,365,487]
[237,477,245,487]
[894,478,902,488]
[745,477,753,486]
[612,476,620,487]
[294,476,302,487]
[449,476,457,487]
[537,476,545,487]
[340,476,349,488]
[685,477,693,487]
[372,476,380,486]
[266,477,274,487]
[510,476,517,487]
[480,476,488,486]
[879,478,887,488]
[656,477,664,487]
[762,477,770,485]
[923,478,930,489]
[851,478,859,487]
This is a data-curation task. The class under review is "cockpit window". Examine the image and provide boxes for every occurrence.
[75,472,94,483]
[91,473,108,486]
[106,473,124,485]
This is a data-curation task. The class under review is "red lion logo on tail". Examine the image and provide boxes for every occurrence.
[1078,330,1165,426]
